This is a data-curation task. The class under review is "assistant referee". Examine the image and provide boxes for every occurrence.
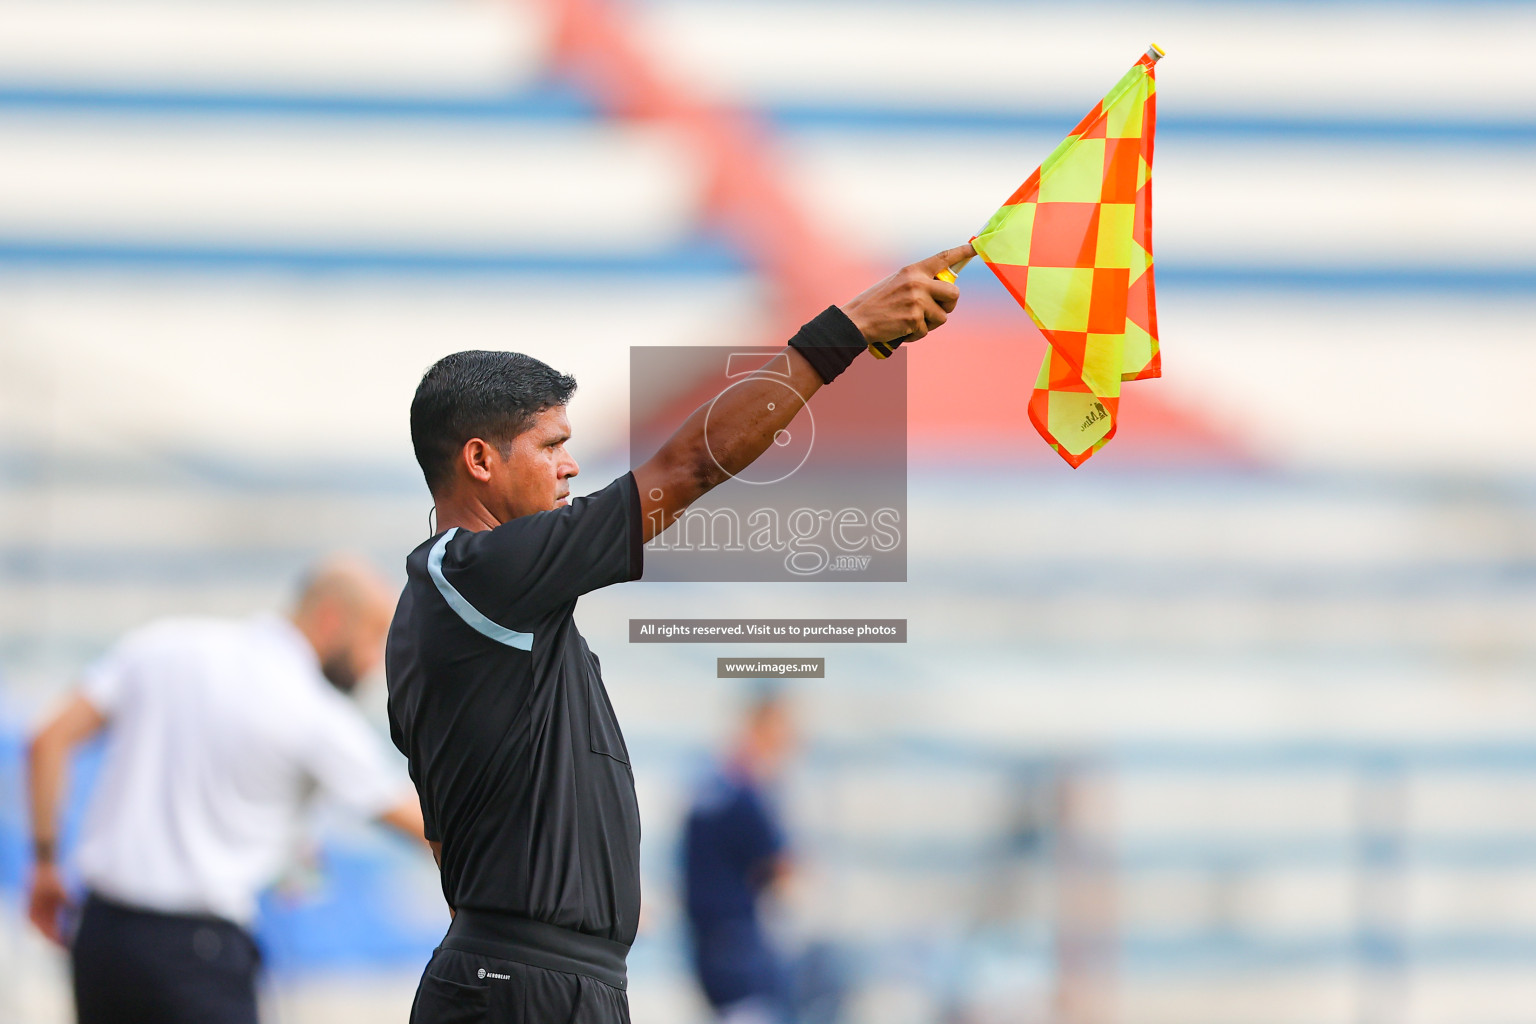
[387,244,972,1024]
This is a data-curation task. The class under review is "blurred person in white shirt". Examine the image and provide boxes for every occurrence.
[24,556,426,1024]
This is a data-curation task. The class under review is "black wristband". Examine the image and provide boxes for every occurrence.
[33,837,56,865]
[788,305,867,385]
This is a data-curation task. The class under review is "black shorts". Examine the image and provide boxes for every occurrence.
[71,892,261,1024]
[411,947,629,1024]
[411,910,631,1024]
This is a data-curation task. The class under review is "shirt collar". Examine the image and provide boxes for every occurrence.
[252,613,321,674]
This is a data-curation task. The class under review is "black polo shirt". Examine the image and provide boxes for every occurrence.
[386,473,644,945]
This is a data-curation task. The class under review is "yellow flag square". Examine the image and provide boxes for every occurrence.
[1094,204,1136,269]
[1081,332,1126,397]
[1025,267,1094,333]
[1038,139,1106,204]
[975,201,1035,266]
[1106,95,1146,139]
[1047,390,1114,456]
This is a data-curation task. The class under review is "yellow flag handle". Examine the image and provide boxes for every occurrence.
[934,256,973,284]
[867,254,975,359]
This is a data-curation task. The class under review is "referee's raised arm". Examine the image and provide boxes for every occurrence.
[634,243,973,541]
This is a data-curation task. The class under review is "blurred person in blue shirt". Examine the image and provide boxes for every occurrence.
[682,686,798,1023]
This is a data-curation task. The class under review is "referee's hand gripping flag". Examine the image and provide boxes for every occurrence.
[843,243,973,356]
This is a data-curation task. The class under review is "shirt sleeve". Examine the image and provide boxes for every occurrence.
[437,472,644,629]
[301,697,413,819]
[77,628,157,716]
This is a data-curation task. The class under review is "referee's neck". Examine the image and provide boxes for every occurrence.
[433,496,502,534]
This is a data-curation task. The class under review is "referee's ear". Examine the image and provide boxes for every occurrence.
[459,438,498,485]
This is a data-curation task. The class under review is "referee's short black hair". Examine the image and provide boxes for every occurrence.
[411,350,577,494]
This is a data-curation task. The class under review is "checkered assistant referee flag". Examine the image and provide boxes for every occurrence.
[973,45,1163,467]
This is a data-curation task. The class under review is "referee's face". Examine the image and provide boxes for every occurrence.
[492,405,579,521]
